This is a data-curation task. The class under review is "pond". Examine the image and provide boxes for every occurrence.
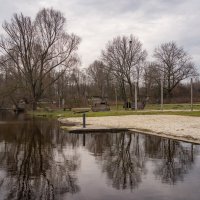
[0,111,200,200]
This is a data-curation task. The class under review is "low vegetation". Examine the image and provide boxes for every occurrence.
[30,103,200,118]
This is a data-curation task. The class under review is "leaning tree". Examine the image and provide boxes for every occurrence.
[0,8,80,110]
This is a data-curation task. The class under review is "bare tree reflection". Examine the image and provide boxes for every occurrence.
[85,132,146,190]
[145,136,197,184]
[0,119,80,200]
[85,132,198,189]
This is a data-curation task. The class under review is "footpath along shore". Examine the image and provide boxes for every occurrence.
[59,115,200,144]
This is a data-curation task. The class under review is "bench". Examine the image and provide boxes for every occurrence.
[63,107,72,111]
[72,108,91,114]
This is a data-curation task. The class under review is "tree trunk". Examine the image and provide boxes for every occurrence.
[32,99,37,111]
[120,80,127,104]
[166,89,172,103]
[128,80,133,101]
[137,81,140,100]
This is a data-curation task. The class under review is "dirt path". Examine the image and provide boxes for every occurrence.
[59,115,200,143]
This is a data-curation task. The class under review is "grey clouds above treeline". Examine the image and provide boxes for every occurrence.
[0,0,200,69]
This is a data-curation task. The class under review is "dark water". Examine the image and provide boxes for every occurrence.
[0,112,200,200]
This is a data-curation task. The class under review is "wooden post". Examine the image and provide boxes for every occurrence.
[83,113,86,128]
[115,87,118,110]
[161,77,163,111]
[58,96,61,109]
[62,99,65,109]
[135,82,138,111]
[191,78,193,111]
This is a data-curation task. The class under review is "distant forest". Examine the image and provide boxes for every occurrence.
[0,8,199,110]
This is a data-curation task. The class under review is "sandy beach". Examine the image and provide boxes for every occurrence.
[59,115,200,143]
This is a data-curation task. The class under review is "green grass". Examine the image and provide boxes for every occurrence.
[30,103,200,118]
[111,103,200,110]
[145,103,200,110]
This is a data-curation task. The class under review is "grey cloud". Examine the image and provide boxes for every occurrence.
[0,0,200,70]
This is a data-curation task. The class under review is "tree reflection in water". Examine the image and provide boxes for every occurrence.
[85,132,146,190]
[83,132,197,190]
[150,139,194,184]
[0,118,198,199]
[0,119,80,200]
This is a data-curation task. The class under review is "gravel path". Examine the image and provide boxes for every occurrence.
[60,115,200,143]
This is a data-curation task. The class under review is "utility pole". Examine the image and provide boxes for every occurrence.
[191,78,193,111]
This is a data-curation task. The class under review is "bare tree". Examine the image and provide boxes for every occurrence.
[0,56,21,107]
[153,42,197,99]
[70,67,88,102]
[87,60,111,97]
[0,8,80,110]
[102,35,147,103]
[143,62,162,101]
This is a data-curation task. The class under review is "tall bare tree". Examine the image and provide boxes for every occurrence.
[70,67,88,101]
[153,42,197,98]
[102,35,147,102]
[0,8,80,110]
[143,62,162,100]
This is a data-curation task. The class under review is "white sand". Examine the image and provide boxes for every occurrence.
[59,115,200,143]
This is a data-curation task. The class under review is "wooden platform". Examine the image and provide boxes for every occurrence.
[62,126,129,133]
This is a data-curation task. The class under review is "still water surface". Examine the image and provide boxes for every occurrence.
[0,111,200,200]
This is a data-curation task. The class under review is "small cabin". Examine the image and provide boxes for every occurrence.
[90,96,110,112]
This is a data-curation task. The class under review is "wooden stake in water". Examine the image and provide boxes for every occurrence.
[191,78,193,111]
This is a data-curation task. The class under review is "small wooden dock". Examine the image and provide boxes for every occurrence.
[68,127,129,133]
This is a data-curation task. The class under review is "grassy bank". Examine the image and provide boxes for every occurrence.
[145,103,200,110]
[111,103,200,110]
[30,103,200,118]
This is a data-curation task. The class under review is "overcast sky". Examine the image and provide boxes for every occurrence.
[0,0,200,69]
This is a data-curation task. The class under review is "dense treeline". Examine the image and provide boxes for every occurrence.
[0,8,199,110]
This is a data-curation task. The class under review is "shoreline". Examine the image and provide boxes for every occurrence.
[59,115,200,144]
